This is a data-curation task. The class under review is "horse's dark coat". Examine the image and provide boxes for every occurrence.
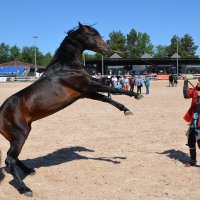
[0,23,142,196]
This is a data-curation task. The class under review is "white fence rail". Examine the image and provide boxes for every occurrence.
[0,76,37,82]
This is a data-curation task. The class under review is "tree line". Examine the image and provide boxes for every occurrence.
[0,43,53,67]
[0,28,199,67]
[106,29,198,58]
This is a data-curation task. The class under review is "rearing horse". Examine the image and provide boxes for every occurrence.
[0,23,143,196]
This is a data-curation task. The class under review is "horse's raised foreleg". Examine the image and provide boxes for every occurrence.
[86,92,133,115]
[5,131,33,196]
[88,80,143,99]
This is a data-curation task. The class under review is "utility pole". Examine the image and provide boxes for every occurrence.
[102,55,104,75]
[177,38,179,75]
[33,36,38,75]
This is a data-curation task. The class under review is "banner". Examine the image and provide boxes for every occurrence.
[0,77,7,82]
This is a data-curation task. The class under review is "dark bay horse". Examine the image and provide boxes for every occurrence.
[0,23,143,196]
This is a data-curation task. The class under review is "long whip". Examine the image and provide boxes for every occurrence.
[178,74,195,88]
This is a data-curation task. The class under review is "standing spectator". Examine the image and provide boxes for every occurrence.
[123,75,129,91]
[135,75,143,94]
[111,75,118,87]
[129,76,135,92]
[144,75,150,94]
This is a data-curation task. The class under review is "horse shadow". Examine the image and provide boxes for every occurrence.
[21,146,126,169]
[1,146,126,190]
[157,149,200,167]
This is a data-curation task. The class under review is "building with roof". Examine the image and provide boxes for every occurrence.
[85,54,200,75]
[0,60,45,78]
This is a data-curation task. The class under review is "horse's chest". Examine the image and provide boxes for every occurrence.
[52,87,82,105]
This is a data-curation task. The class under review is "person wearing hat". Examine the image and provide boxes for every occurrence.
[183,76,200,167]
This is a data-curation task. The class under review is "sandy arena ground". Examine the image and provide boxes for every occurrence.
[0,80,200,200]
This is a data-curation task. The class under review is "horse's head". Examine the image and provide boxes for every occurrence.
[74,22,110,55]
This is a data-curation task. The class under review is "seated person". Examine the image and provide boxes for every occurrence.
[113,80,122,89]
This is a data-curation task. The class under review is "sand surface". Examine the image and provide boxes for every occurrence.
[0,80,200,200]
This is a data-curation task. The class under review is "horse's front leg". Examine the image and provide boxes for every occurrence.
[86,92,133,115]
[88,80,143,99]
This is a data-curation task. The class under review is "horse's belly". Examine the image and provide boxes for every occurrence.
[27,87,82,121]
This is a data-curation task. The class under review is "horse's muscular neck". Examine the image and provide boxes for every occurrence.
[54,37,84,63]
[42,35,85,77]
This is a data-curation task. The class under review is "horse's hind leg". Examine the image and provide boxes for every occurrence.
[5,130,33,196]
[86,92,133,115]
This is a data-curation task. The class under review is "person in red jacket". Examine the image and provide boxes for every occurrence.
[183,76,200,167]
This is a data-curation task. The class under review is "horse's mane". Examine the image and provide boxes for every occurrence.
[66,23,100,37]
[44,23,100,72]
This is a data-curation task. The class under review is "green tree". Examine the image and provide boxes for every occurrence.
[18,46,35,63]
[9,45,21,60]
[83,52,97,59]
[0,43,10,63]
[107,31,126,57]
[126,29,154,58]
[167,35,180,57]
[18,46,44,65]
[154,45,168,58]
[180,34,198,57]
[126,29,137,58]
[41,52,53,67]
[167,34,198,58]
[36,49,45,66]
[94,52,102,59]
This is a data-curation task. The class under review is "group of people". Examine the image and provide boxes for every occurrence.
[111,75,150,95]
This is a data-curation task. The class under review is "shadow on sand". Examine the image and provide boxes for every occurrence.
[0,146,126,192]
[157,149,200,167]
[21,146,126,169]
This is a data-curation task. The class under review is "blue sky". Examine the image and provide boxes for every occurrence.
[0,0,200,56]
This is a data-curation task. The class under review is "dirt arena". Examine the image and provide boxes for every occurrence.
[0,79,200,200]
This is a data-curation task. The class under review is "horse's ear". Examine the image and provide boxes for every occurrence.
[78,22,85,29]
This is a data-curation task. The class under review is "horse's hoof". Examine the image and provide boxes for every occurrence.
[124,110,133,116]
[24,190,33,197]
[135,94,143,100]
[19,187,33,197]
